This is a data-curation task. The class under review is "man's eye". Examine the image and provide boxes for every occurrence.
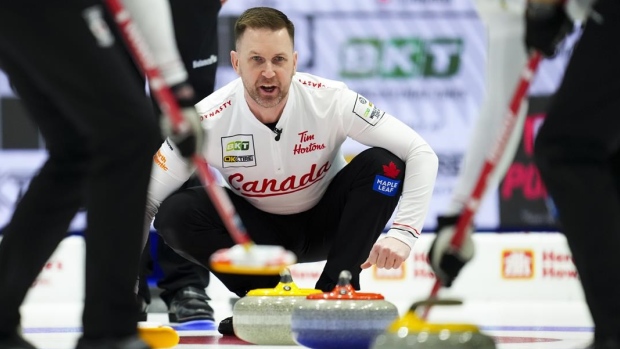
[274,57,285,62]
[252,56,263,62]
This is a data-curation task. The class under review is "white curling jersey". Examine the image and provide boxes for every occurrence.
[148,72,438,249]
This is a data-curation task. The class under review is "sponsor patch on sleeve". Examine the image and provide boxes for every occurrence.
[353,94,385,126]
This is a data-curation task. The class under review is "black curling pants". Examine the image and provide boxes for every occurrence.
[139,176,211,307]
[0,0,161,339]
[534,0,620,342]
[155,148,405,297]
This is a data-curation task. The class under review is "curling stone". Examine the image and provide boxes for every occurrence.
[232,268,322,345]
[371,299,496,349]
[138,322,179,348]
[210,244,297,275]
[291,270,399,349]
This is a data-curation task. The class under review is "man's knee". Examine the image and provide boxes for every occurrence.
[355,147,406,179]
[347,147,406,200]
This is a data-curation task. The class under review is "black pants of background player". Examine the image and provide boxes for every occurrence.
[0,0,161,341]
[138,176,210,309]
[535,0,620,345]
[137,0,221,310]
[155,148,406,297]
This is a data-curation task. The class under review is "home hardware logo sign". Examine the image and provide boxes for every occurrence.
[340,37,463,78]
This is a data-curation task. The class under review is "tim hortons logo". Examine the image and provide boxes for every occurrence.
[200,100,232,121]
[293,131,326,155]
[228,161,331,197]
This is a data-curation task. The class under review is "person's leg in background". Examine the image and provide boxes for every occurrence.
[443,1,528,218]
[157,176,214,323]
[0,54,90,349]
[534,1,620,347]
[139,175,215,324]
[137,244,154,320]
[156,236,213,323]
[0,1,161,348]
[142,176,215,324]
[138,0,222,325]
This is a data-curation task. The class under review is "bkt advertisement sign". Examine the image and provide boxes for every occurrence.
[314,15,490,229]
[340,37,463,79]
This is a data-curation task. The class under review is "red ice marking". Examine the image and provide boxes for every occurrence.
[493,336,562,343]
[179,335,251,345]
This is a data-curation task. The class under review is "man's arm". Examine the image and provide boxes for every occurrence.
[341,89,439,260]
[122,0,187,86]
[143,139,195,237]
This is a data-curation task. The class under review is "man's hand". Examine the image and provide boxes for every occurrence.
[361,237,410,270]
[525,0,574,57]
[427,214,475,287]
[161,82,204,159]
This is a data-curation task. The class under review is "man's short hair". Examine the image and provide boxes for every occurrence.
[234,7,295,47]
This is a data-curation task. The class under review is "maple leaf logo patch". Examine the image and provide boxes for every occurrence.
[373,162,402,197]
[382,161,401,179]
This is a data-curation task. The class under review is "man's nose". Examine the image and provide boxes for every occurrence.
[262,62,275,79]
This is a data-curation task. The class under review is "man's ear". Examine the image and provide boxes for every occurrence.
[230,50,240,74]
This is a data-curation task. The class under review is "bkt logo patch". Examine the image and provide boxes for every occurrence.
[226,140,250,151]
[341,37,463,79]
[221,134,256,168]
